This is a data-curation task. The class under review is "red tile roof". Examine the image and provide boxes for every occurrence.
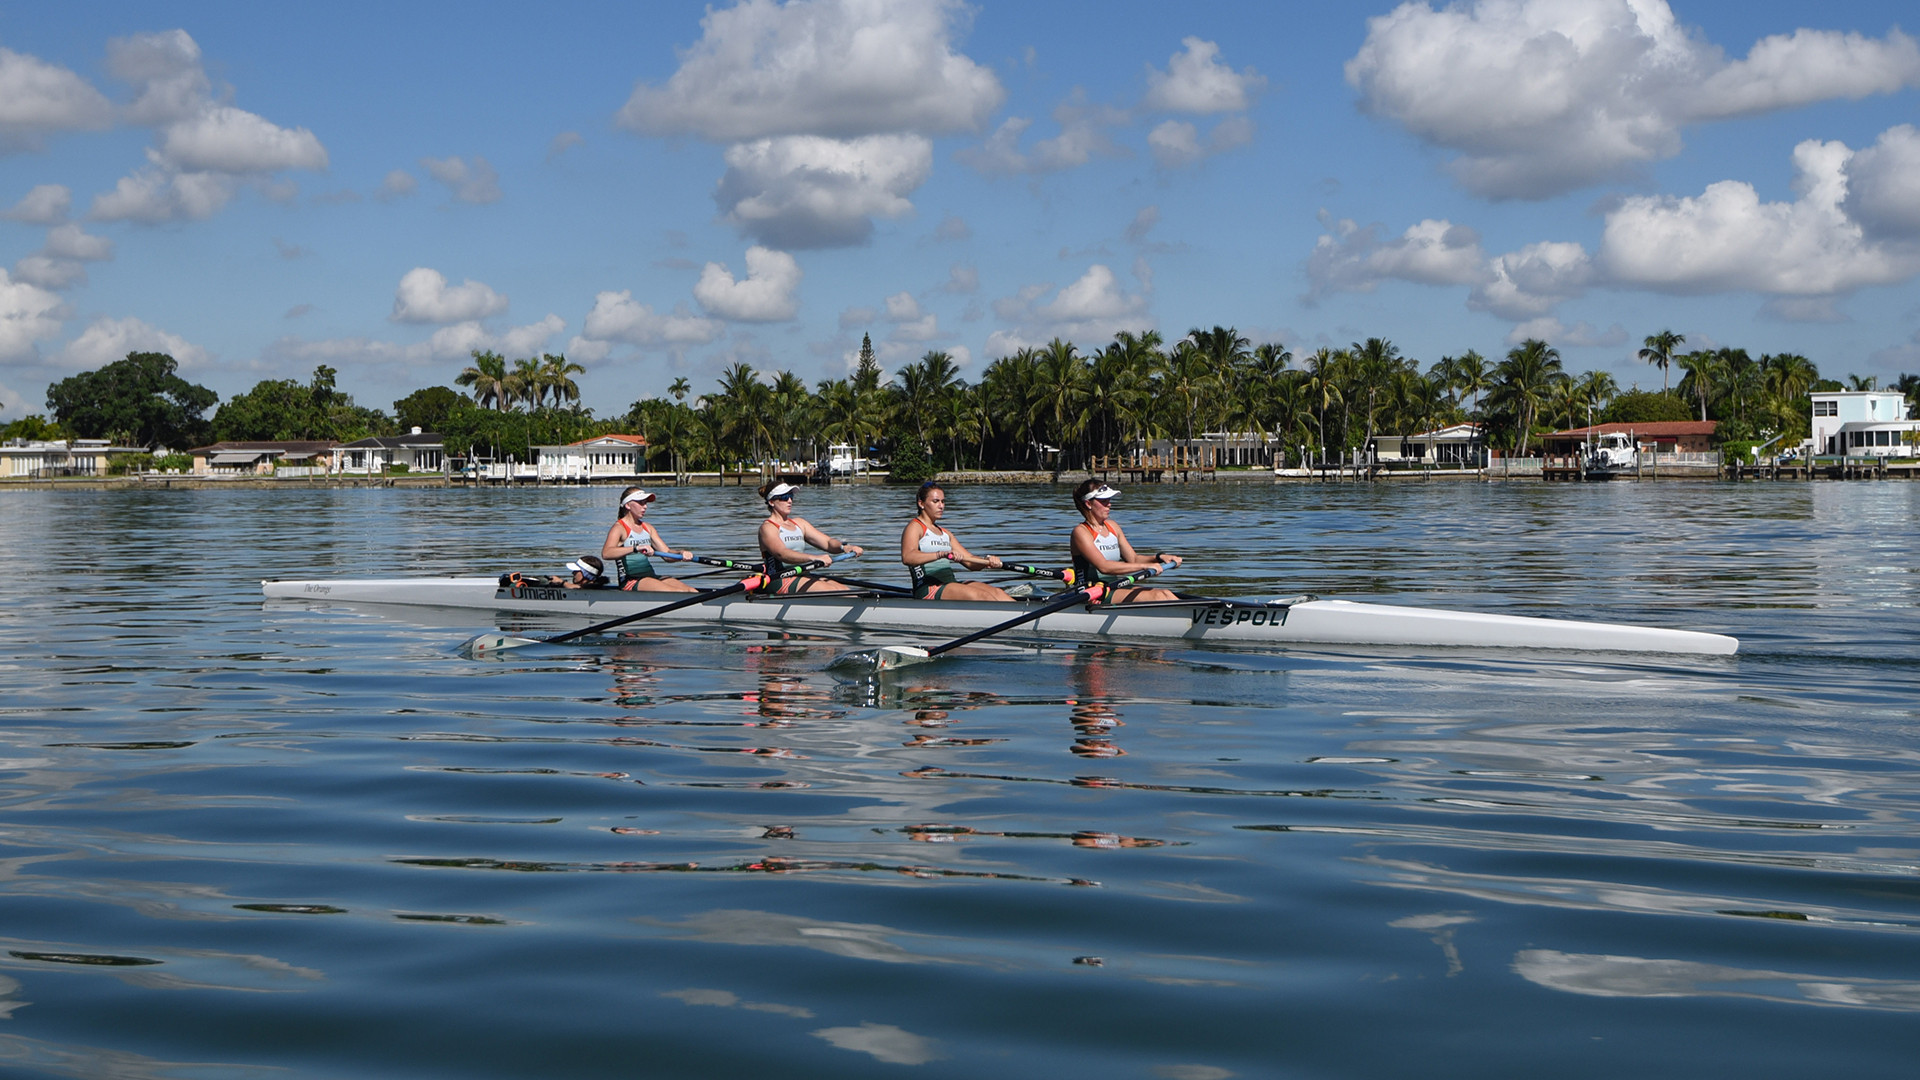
[569,433,648,447]
[1547,421,1716,438]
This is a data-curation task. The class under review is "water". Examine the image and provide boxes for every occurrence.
[0,480,1916,1079]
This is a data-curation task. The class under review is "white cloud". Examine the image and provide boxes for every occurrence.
[89,166,235,223]
[1843,124,1920,240]
[1469,241,1594,320]
[1504,316,1626,348]
[1346,0,1920,198]
[1306,216,1488,302]
[939,263,977,294]
[0,270,66,362]
[87,31,328,222]
[422,156,502,204]
[882,291,937,341]
[1598,138,1920,295]
[0,46,113,150]
[987,262,1153,355]
[52,315,207,371]
[957,90,1128,176]
[616,0,1002,141]
[498,314,566,357]
[580,290,725,348]
[1143,37,1264,114]
[717,135,929,248]
[377,170,417,200]
[12,223,116,291]
[695,246,803,321]
[1146,115,1254,168]
[157,105,328,173]
[107,30,211,125]
[267,315,568,373]
[933,213,970,241]
[390,268,510,324]
[3,184,72,224]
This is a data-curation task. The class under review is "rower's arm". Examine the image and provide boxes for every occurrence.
[760,520,816,565]
[945,534,1002,571]
[900,521,941,567]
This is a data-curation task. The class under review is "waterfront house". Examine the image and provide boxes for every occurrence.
[1541,421,1716,456]
[531,433,649,480]
[1809,390,1919,459]
[189,440,339,476]
[1370,423,1485,466]
[333,429,447,474]
[2,437,146,477]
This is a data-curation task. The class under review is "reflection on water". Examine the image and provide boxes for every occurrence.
[0,483,1917,1077]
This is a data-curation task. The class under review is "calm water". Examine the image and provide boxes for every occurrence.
[0,480,1916,1079]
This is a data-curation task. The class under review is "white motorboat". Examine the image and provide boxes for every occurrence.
[1584,431,1638,480]
[262,576,1739,655]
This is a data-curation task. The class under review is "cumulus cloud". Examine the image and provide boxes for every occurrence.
[1843,124,1920,240]
[89,167,235,223]
[13,222,116,291]
[1598,137,1920,295]
[882,290,938,341]
[3,184,72,224]
[717,135,929,248]
[616,0,1002,140]
[1469,241,1594,320]
[0,270,66,362]
[267,315,566,372]
[1306,216,1488,302]
[157,106,327,173]
[940,263,978,294]
[986,262,1153,356]
[0,46,113,151]
[1146,115,1253,168]
[580,290,726,349]
[694,246,803,321]
[1347,0,1920,198]
[390,268,510,324]
[87,31,329,223]
[376,170,417,201]
[957,90,1129,176]
[1143,37,1265,114]
[1505,317,1627,348]
[52,315,207,370]
[422,156,502,204]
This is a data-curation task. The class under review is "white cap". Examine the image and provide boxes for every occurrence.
[1085,484,1121,500]
[565,559,603,577]
[621,490,656,506]
[764,482,799,501]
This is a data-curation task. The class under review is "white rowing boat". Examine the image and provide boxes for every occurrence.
[261,576,1739,655]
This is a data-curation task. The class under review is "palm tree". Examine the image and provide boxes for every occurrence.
[539,354,585,408]
[1162,338,1217,448]
[1032,338,1090,470]
[893,350,961,444]
[1487,339,1563,456]
[1640,330,1684,393]
[668,376,690,403]
[1846,374,1879,390]
[767,370,813,463]
[1301,347,1344,460]
[455,350,513,411]
[1675,350,1726,422]
[1349,337,1407,460]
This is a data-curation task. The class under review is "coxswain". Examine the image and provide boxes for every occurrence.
[1068,479,1180,602]
[900,482,1012,601]
[602,488,697,593]
[757,481,863,593]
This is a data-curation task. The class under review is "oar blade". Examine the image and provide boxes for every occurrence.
[826,645,933,676]
[459,632,544,658]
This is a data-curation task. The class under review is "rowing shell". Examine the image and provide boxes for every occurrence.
[260,577,1739,655]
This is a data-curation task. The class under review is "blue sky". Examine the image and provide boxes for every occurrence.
[3,0,1918,421]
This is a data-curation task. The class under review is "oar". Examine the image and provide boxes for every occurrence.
[462,554,856,657]
[826,563,1171,674]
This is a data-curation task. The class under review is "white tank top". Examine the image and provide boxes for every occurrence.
[917,523,952,556]
[1091,523,1120,561]
[776,521,804,551]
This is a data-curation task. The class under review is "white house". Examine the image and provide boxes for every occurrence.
[1,438,146,477]
[1370,423,1485,465]
[531,434,649,480]
[1810,390,1919,458]
[332,429,447,474]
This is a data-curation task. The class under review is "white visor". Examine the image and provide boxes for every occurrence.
[621,490,656,506]
[565,560,601,577]
[764,482,798,501]
[1085,484,1121,500]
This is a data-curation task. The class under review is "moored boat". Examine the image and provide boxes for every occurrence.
[261,576,1739,655]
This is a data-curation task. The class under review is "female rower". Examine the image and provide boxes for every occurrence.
[900,482,1013,602]
[1069,479,1181,603]
[757,481,864,594]
[601,487,697,593]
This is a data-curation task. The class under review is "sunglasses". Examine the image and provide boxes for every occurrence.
[769,493,793,502]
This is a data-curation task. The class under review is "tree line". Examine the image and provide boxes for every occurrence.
[12,333,1919,469]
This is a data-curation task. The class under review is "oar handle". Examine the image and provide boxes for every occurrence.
[999,562,1073,583]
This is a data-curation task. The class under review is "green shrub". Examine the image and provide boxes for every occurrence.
[108,453,154,475]
[387,462,411,474]
[886,436,937,484]
[1720,440,1756,463]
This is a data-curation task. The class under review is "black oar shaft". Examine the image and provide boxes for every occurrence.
[924,564,1162,658]
[543,581,747,644]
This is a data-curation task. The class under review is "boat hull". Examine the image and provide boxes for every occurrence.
[262,578,1739,655]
